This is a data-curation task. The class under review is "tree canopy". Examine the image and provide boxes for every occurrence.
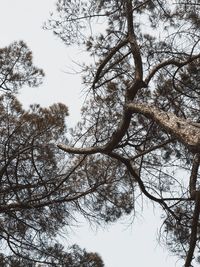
[49,0,200,266]
[0,41,104,266]
[1,0,200,266]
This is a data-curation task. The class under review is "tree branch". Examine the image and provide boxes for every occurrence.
[58,106,133,153]
[92,38,128,89]
[185,191,200,267]
[128,103,200,152]
[125,0,147,100]
[131,138,175,160]
[145,54,200,85]
[107,151,180,220]
[189,154,200,198]
[126,0,143,80]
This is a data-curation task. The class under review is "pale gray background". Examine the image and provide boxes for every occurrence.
[0,1,183,266]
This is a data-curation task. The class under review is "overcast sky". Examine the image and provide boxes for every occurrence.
[0,1,183,266]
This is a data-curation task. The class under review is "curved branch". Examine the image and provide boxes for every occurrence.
[92,38,128,89]
[108,151,163,203]
[107,151,180,220]
[59,140,184,222]
[145,53,200,85]
[58,106,133,153]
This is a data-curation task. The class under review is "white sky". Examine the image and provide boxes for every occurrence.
[0,1,183,266]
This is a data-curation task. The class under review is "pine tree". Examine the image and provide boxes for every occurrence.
[47,1,200,265]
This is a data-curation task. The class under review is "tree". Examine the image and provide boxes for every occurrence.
[45,0,200,266]
[0,41,104,266]
[0,244,104,267]
[0,41,44,92]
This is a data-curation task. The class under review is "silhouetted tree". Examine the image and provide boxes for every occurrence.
[0,41,44,92]
[0,244,104,267]
[45,0,200,266]
[0,41,104,266]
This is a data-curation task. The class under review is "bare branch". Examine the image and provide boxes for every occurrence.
[185,191,200,267]
[92,38,128,88]
[145,54,200,85]
[126,0,143,78]
[189,154,200,198]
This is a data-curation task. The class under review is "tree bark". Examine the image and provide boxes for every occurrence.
[128,103,200,152]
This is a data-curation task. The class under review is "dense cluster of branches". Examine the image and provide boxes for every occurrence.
[1,0,200,266]
[0,41,104,266]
